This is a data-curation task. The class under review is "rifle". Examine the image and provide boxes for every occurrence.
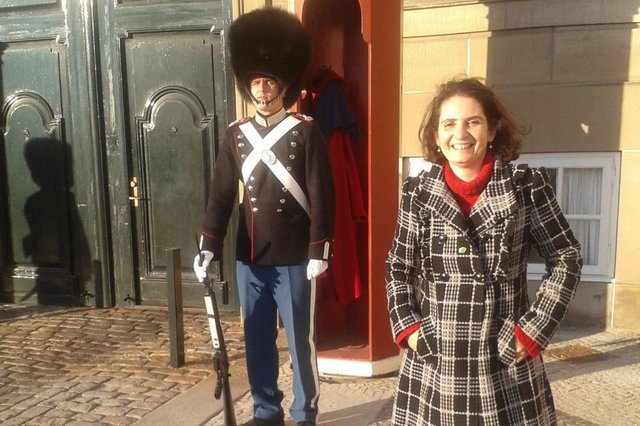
[196,237,237,426]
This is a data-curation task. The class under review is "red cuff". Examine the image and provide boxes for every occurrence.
[514,324,541,359]
[396,322,421,348]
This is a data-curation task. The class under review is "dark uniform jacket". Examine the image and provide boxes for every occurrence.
[385,160,582,425]
[201,109,335,266]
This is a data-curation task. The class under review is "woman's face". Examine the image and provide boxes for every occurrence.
[436,95,496,173]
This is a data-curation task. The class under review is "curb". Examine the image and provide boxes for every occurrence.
[134,373,250,426]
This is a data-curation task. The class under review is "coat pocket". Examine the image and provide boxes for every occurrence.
[415,316,439,363]
[497,315,517,366]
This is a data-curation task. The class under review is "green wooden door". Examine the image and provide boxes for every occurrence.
[0,0,237,310]
[98,1,237,309]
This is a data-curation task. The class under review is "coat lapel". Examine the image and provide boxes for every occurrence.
[468,160,519,237]
[420,164,470,234]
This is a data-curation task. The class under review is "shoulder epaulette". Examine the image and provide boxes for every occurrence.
[228,117,251,128]
[292,113,313,122]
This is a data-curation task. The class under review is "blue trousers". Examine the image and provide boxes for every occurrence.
[236,262,319,423]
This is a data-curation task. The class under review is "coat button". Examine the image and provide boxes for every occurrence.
[458,246,468,254]
[286,166,292,171]
[277,208,283,213]
[237,134,244,139]
[282,187,288,192]
[290,141,297,147]
[289,154,296,160]
[439,273,450,282]
[249,176,255,181]
[247,185,253,191]
[280,199,286,204]
[252,207,258,212]
[292,130,299,136]
[475,273,484,281]
[437,234,447,244]
[250,197,257,203]
[238,142,245,148]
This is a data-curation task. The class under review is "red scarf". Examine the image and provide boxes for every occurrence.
[444,152,494,216]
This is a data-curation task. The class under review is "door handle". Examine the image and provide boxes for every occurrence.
[129,177,141,207]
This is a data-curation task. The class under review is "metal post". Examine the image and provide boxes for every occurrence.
[167,247,185,367]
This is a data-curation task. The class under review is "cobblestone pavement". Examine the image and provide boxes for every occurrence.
[0,304,245,426]
[1,303,640,425]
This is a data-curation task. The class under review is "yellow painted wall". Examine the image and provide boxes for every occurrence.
[402,1,640,157]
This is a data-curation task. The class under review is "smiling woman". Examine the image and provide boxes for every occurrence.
[385,77,583,425]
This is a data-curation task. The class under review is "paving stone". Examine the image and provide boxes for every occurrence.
[83,390,120,399]
[127,399,163,411]
[25,417,69,426]
[69,382,103,393]
[55,401,97,413]
[140,379,177,391]
[96,371,130,379]
[125,408,151,419]
[0,408,22,422]
[42,408,77,418]
[103,419,135,426]
[67,421,109,426]
[32,387,66,400]
[128,371,166,381]
[93,405,131,417]
[92,398,131,408]
[12,396,44,411]
[163,374,203,385]
[0,392,32,406]
[71,412,105,422]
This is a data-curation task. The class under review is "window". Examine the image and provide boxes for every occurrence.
[516,152,620,281]
[403,152,620,281]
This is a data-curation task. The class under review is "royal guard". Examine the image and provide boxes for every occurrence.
[193,7,335,426]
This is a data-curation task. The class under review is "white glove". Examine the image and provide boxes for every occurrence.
[306,259,328,280]
[193,251,214,283]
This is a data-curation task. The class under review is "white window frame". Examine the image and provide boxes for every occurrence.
[515,152,620,282]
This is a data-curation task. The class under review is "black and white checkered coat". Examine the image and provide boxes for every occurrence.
[385,160,582,425]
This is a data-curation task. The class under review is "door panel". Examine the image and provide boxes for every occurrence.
[120,29,233,307]
[0,0,234,308]
[138,88,211,277]
[0,39,79,304]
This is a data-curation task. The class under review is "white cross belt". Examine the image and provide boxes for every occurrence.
[239,117,310,216]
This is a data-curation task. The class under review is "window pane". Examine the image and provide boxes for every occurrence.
[568,219,599,266]
[563,168,602,215]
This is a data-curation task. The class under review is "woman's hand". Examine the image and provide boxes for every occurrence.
[515,339,528,363]
[407,330,420,351]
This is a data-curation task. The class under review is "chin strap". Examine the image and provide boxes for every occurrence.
[249,86,287,107]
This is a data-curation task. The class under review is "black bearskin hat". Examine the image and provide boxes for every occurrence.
[228,7,311,109]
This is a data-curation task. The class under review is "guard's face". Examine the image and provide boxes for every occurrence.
[250,76,279,103]
[249,76,284,115]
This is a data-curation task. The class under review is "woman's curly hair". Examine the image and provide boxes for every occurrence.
[419,77,529,164]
